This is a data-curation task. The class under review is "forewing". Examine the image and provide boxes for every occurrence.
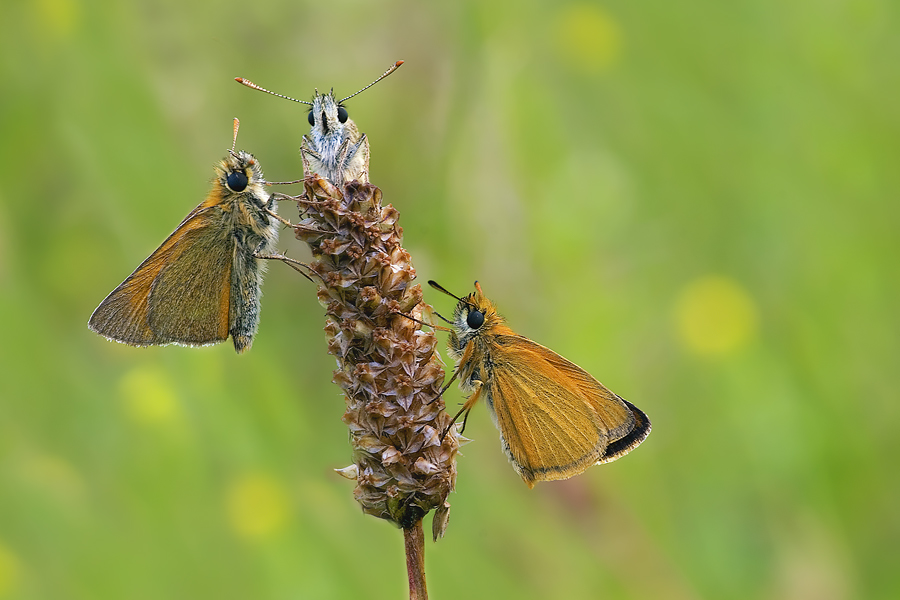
[89,206,232,346]
[486,335,636,484]
[147,215,233,345]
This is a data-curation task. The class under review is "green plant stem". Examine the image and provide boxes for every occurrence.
[404,520,427,600]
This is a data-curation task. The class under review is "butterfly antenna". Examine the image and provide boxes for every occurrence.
[428,280,478,311]
[231,118,240,153]
[338,60,404,104]
[235,78,313,106]
[428,280,465,302]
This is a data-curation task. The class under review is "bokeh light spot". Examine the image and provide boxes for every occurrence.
[0,542,21,597]
[36,0,79,39]
[226,473,291,540]
[675,276,759,356]
[554,4,622,73]
[118,366,182,427]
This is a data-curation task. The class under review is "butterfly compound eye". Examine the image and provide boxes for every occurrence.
[466,309,484,329]
[226,171,249,192]
[337,106,349,123]
[307,111,315,126]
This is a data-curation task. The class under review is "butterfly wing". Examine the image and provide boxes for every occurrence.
[89,205,234,347]
[484,335,645,487]
[598,398,651,465]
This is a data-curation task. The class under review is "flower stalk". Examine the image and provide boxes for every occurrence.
[404,520,428,600]
[287,173,458,597]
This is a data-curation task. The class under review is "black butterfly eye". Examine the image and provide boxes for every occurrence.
[337,106,348,123]
[226,170,248,192]
[307,111,315,126]
[466,309,484,329]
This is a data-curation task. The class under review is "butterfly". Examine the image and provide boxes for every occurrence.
[430,281,651,488]
[236,60,403,185]
[88,119,279,353]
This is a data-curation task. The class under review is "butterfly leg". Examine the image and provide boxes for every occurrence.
[253,244,317,283]
[263,208,297,228]
[300,144,323,177]
[392,311,452,334]
[429,337,477,406]
[442,380,483,442]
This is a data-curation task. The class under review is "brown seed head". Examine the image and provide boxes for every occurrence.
[296,175,458,538]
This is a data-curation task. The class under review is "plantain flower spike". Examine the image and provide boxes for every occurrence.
[294,174,458,540]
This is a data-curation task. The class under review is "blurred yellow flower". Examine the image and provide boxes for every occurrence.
[0,542,20,597]
[675,276,759,356]
[118,366,183,427]
[554,4,622,73]
[226,473,291,540]
[36,0,79,38]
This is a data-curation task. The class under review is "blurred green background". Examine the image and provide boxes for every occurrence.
[1,0,898,598]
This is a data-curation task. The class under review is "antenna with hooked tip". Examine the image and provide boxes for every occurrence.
[234,78,313,105]
[235,60,403,108]
[338,60,404,104]
[429,280,480,314]
[428,280,465,302]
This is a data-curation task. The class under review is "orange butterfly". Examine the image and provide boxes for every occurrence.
[430,281,650,488]
[89,119,279,353]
